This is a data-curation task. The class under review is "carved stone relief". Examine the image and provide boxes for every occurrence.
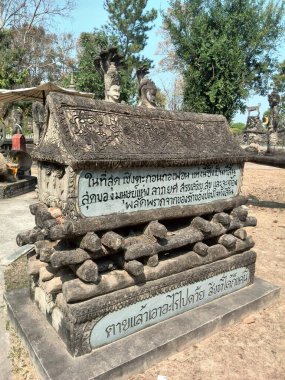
[38,162,68,209]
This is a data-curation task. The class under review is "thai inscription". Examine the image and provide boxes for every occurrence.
[90,267,250,348]
[78,164,242,217]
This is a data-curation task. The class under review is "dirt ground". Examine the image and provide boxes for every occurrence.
[130,163,285,380]
[5,163,285,380]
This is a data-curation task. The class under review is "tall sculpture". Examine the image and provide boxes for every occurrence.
[268,88,280,132]
[137,65,157,108]
[32,101,45,144]
[11,107,23,134]
[267,88,281,153]
[94,47,124,103]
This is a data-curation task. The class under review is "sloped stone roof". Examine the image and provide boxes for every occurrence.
[32,92,245,169]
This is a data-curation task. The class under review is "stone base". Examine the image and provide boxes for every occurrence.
[5,278,280,380]
[31,251,256,356]
[0,176,37,198]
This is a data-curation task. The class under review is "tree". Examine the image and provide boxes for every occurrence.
[0,30,28,88]
[272,60,285,112]
[11,25,75,87]
[0,0,76,88]
[229,122,246,135]
[103,0,157,102]
[162,0,285,121]
[0,0,75,33]
[104,0,157,65]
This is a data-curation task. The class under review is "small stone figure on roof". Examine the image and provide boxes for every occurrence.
[94,47,124,103]
[137,65,157,108]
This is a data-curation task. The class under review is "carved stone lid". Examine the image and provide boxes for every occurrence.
[32,92,245,169]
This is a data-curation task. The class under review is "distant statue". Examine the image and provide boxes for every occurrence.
[11,107,23,134]
[267,88,281,153]
[137,65,157,108]
[32,101,45,144]
[268,88,280,132]
[0,120,6,147]
[246,103,261,118]
[94,47,124,103]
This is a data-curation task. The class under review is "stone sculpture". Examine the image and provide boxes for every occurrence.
[32,101,45,144]
[268,88,280,132]
[137,65,157,108]
[94,47,124,103]
[11,107,23,134]
[104,63,120,103]
[17,91,258,357]
[0,120,6,147]
[267,88,281,153]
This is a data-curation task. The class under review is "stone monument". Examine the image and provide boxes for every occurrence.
[137,65,157,108]
[0,106,37,197]
[32,101,45,144]
[14,90,262,358]
[94,47,124,103]
[241,91,285,159]
[267,88,282,154]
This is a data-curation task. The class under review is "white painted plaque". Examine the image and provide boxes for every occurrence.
[78,164,242,217]
[90,267,250,348]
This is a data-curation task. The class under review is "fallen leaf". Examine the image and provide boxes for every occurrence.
[243,315,256,324]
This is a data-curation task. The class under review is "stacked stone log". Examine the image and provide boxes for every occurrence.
[22,202,256,305]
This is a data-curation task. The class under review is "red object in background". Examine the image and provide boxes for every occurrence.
[12,133,26,152]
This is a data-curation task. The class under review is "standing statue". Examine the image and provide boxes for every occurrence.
[268,88,280,132]
[11,107,23,134]
[0,120,6,147]
[137,66,157,108]
[94,47,124,103]
[32,101,45,144]
[104,63,121,103]
[267,88,281,153]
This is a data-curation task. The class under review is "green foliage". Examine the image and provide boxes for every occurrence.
[103,0,157,102]
[273,60,285,92]
[0,30,28,88]
[75,30,116,98]
[13,26,76,87]
[104,0,157,64]
[163,0,285,121]
[272,60,285,114]
[229,122,246,135]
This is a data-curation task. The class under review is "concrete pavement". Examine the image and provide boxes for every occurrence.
[0,190,38,379]
[0,191,37,261]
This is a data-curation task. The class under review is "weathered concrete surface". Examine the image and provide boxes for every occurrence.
[0,190,37,380]
[0,176,37,199]
[0,191,37,262]
[4,278,280,380]
[0,269,12,380]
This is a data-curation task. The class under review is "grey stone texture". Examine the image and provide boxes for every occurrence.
[0,176,37,199]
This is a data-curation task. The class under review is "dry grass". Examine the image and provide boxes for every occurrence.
[4,255,29,292]
[6,322,39,380]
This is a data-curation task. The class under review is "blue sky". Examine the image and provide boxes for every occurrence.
[59,0,285,123]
